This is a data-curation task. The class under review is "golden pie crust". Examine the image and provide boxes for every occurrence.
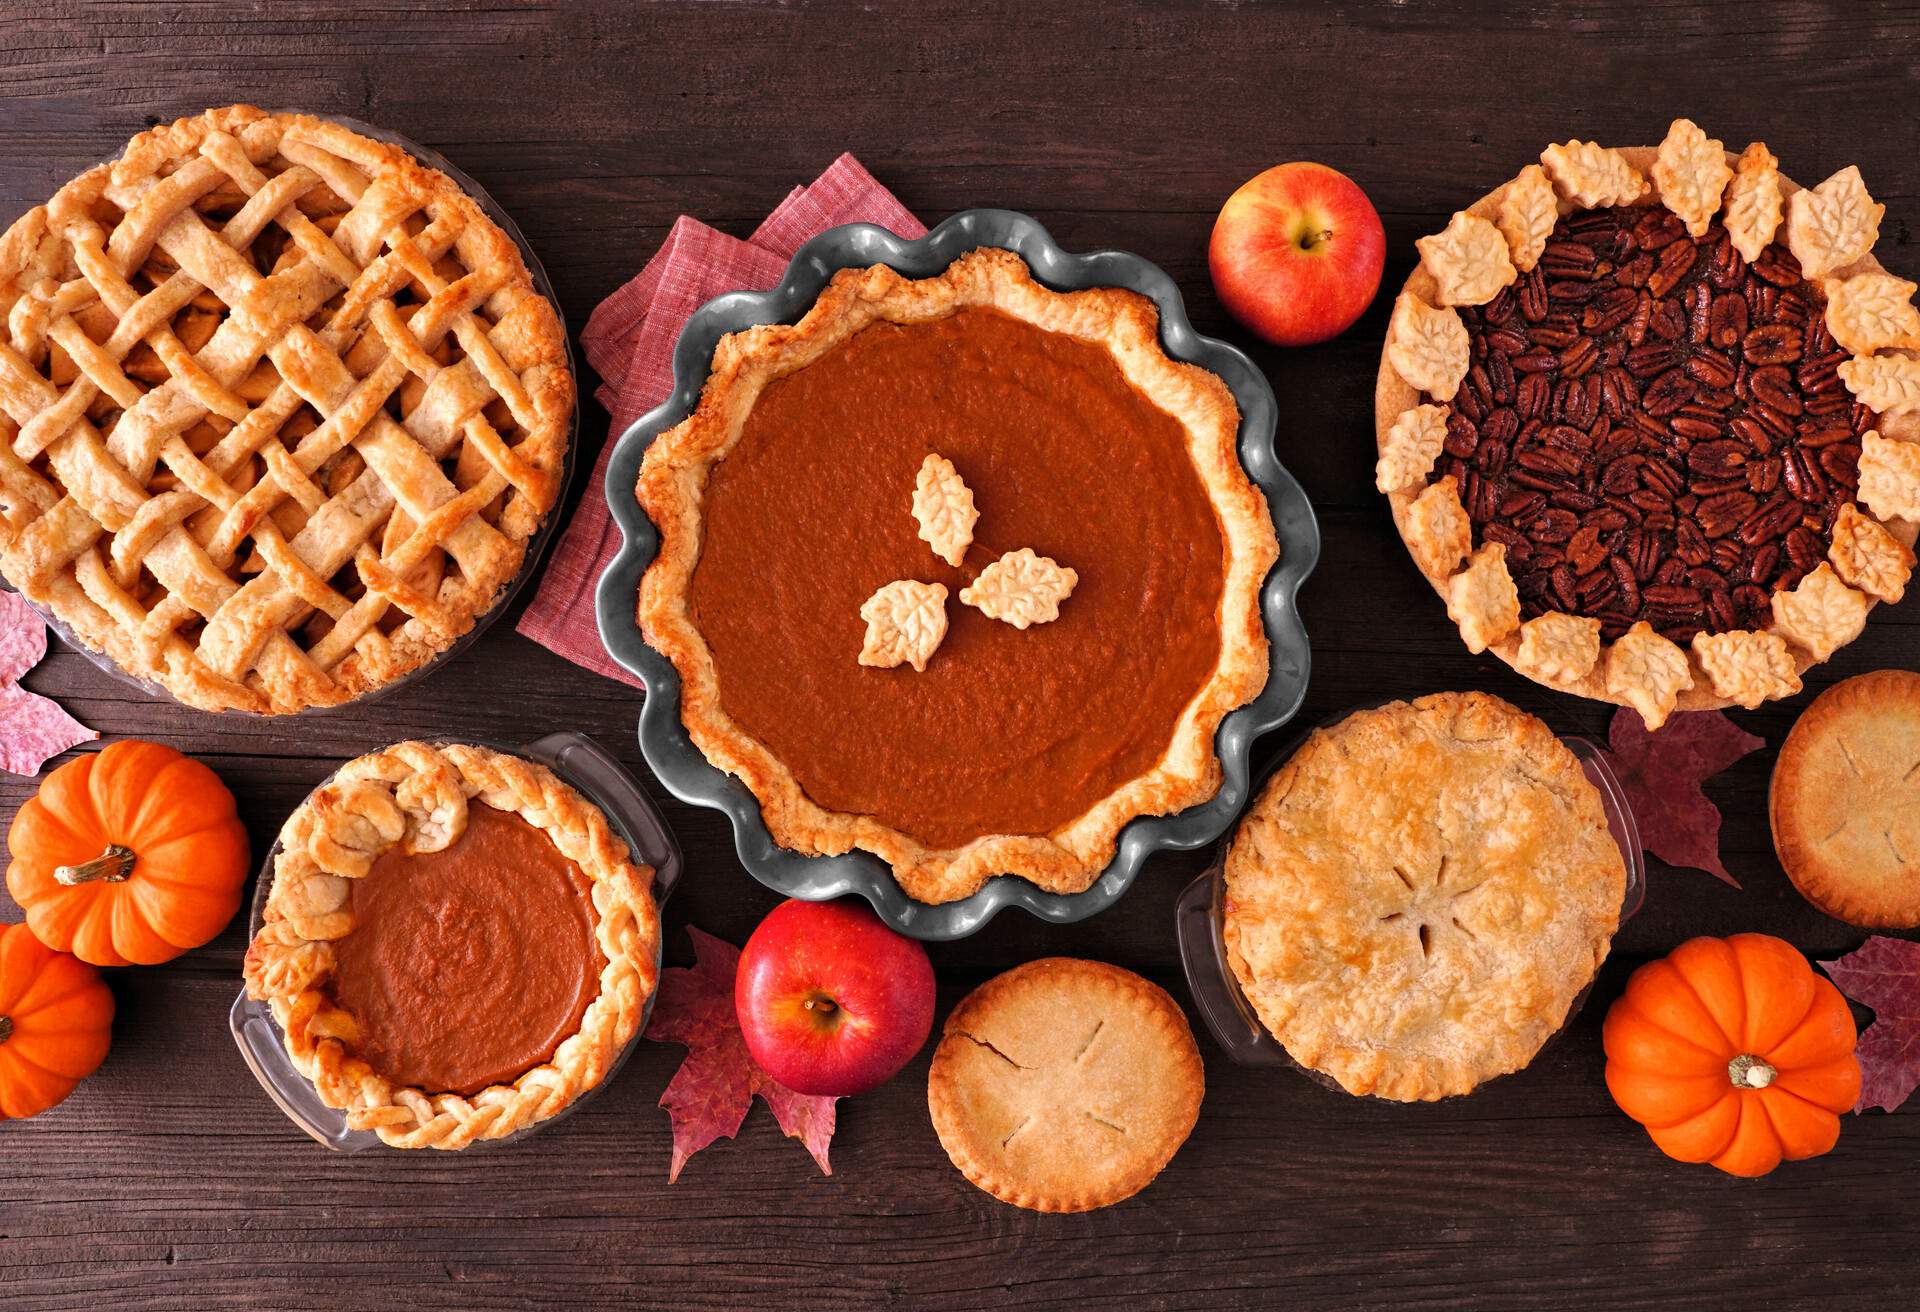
[1770,669,1920,928]
[636,248,1277,904]
[1223,693,1625,1101]
[926,957,1204,1212]
[1375,131,1920,724]
[242,741,660,1149]
[0,106,571,713]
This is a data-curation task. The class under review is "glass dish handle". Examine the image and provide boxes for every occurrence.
[226,994,368,1152]
[522,730,683,905]
[1174,863,1291,1067]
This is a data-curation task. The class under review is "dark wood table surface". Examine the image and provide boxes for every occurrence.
[5,2,1920,1308]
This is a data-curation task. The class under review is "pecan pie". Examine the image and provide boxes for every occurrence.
[1223,693,1626,1100]
[0,106,572,713]
[243,741,660,1149]
[637,249,1278,904]
[1378,122,1920,726]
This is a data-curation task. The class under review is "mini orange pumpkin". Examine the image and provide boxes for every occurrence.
[6,741,250,967]
[1604,933,1860,1178]
[0,921,114,1119]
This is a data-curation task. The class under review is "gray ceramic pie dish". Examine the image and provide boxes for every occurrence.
[594,209,1320,940]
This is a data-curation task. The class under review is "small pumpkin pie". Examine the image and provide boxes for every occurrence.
[1223,692,1625,1100]
[636,248,1279,904]
[243,741,660,1149]
[1771,669,1920,927]
[927,957,1204,1212]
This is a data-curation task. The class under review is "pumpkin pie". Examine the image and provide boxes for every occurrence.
[926,957,1204,1212]
[242,741,660,1149]
[636,248,1278,904]
[0,106,572,712]
[1223,693,1626,1100]
[1376,120,1920,728]
[1771,669,1920,927]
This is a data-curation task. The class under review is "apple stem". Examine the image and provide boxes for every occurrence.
[1299,227,1334,251]
[804,996,838,1016]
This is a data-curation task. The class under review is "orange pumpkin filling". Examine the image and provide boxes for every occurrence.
[329,804,603,1097]
[688,307,1228,850]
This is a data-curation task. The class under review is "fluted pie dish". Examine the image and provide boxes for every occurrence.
[599,211,1319,938]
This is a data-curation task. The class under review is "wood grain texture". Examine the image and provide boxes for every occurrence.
[3,1,1920,1307]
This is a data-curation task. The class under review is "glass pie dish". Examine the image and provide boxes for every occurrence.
[9,111,578,716]
[595,208,1320,940]
[227,730,679,1151]
[1175,720,1645,1093]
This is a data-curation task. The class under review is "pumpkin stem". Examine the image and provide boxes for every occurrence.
[53,844,137,886]
[0,1015,11,1045]
[1729,1053,1777,1089]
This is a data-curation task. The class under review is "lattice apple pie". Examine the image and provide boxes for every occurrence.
[0,106,572,713]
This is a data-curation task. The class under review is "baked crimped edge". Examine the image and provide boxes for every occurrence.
[926,957,1204,1213]
[1222,692,1625,1101]
[1770,668,1920,927]
[1374,141,1920,718]
[0,105,572,713]
[635,247,1278,904]
[242,741,660,1149]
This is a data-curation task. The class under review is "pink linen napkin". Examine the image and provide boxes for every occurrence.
[517,154,926,686]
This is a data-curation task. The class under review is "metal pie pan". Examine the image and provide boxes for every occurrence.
[596,208,1321,940]
[228,730,680,1152]
[9,110,577,717]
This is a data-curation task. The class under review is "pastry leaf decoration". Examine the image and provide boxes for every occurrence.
[643,926,838,1182]
[1825,273,1920,356]
[912,453,978,567]
[1386,292,1470,401]
[1414,211,1515,307]
[1495,164,1558,273]
[1839,353,1920,416]
[960,548,1079,629]
[1787,164,1884,280]
[0,591,97,776]
[1651,117,1731,238]
[1598,707,1763,887]
[1821,936,1920,1114]
[1723,142,1784,264]
[859,580,949,672]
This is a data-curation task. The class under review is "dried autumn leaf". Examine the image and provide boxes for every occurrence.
[1826,273,1920,356]
[643,926,838,1182]
[1787,164,1884,280]
[1415,211,1515,307]
[1652,118,1731,238]
[1723,142,1784,264]
[960,548,1077,629]
[1820,936,1920,1113]
[1600,706,1764,887]
[1496,164,1558,272]
[859,579,948,672]
[0,591,96,776]
[1838,353,1920,415]
[912,453,977,567]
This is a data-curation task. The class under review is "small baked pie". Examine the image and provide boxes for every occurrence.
[243,741,660,1149]
[1223,692,1626,1100]
[1377,120,1920,727]
[636,248,1278,904]
[0,106,572,712]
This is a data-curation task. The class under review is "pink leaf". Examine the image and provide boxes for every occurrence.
[1822,936,1920,1114]
[0,594,95,776]
[643,926,839,1180]
[1601,707,1763,886]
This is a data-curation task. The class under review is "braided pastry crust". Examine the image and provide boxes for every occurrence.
[243,741,659,1149]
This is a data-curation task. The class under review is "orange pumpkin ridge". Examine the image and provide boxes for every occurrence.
[1602,934,1861,1179]
[0,922,114,1120]
[5,741,251,968]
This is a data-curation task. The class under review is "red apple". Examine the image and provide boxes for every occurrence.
[1209,161,1385,347]
[734,898,935,1097]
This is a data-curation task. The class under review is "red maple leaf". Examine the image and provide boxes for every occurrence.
[1600,707,1763,887]
[1821,936,1920,1114]
[643,926,838,1181]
